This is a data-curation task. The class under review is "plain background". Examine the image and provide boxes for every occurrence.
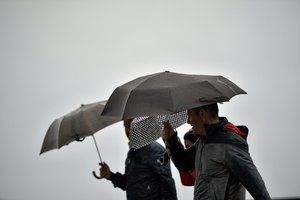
[1,0,300,199]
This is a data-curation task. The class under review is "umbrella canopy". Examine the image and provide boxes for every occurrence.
[40,100,119,155]
[101,71,247,120]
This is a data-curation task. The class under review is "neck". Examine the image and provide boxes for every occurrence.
[195,127,206,136]
[208,117,219,125]
[197,131,206,136]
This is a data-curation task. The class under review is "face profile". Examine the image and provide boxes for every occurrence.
[123,118,134,138]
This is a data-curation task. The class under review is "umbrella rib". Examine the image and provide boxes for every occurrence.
[203,80,226,98]
[122,74,158,119]
[216,76,239,95]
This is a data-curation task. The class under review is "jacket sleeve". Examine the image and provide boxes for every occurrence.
[165,132,196,171]
[148,149,178,200]
[225,145,271,200]
[159,165,178,200]
[107,172,127,191]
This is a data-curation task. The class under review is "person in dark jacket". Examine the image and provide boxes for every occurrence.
[94,118,177,200]
[177,129,198,186]
[162,103,271,200]
[183,129,199,149]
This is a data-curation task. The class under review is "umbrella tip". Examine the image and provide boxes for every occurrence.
[165,70,170,73]
[76,135,85,142]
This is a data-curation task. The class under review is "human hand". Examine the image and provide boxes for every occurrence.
[92,162,112,179]
[161,120,174,142]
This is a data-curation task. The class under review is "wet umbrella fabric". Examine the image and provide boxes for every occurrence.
[40,98,183,156]
[40,100,119,155]
[101,71,247,120]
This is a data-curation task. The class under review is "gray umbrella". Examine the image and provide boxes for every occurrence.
[40,100,119,162]
[101,71,247,120]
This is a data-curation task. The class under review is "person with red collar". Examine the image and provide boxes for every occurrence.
[162,103,271,200]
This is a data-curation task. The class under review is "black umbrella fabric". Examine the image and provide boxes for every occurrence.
[40,100,119,155]
[101,71,247,120]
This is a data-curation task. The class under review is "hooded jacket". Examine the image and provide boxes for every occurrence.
[108,141,177,200]
[166,117,271,200]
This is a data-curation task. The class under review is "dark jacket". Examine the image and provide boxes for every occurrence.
[166,117,271,200]
[108,141,177,200]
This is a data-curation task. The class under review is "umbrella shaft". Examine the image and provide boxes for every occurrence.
[92,135,103,163]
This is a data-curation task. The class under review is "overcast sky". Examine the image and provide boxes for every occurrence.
[1,0,300,200]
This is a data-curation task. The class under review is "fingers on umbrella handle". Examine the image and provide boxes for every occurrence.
[163,120,174,138]
[92,170,103,179]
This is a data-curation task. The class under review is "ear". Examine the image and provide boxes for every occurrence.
[199,109,208,122]
[198,109,205,117]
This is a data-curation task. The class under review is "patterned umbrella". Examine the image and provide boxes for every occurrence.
[129,111,187,149]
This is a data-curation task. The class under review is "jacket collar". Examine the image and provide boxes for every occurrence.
[204,117,228,136]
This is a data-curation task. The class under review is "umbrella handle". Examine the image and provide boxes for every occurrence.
[92,170,103,179]
[92,162,105,179]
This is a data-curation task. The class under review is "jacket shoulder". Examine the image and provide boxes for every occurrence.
[138,142,166,155]
[207,128,249,152]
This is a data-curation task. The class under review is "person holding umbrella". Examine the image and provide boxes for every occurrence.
[183,129,199,149]
[169,129,199,186]
[93,118,177,200]
[162,103,271,200]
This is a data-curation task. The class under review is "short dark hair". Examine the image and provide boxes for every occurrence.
[193,103,219,118]
[183,130,199,143]
[202,103,219,118]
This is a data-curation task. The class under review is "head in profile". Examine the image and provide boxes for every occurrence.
[183,129,199,148]
[187,103,219,136]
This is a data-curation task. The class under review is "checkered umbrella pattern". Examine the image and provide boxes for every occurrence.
[129,110,187,150]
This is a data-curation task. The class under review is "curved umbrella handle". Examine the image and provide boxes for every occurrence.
[92,170,103,179]
[92,162,104,179]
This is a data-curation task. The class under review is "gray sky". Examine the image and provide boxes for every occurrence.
[1,0,300,199]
